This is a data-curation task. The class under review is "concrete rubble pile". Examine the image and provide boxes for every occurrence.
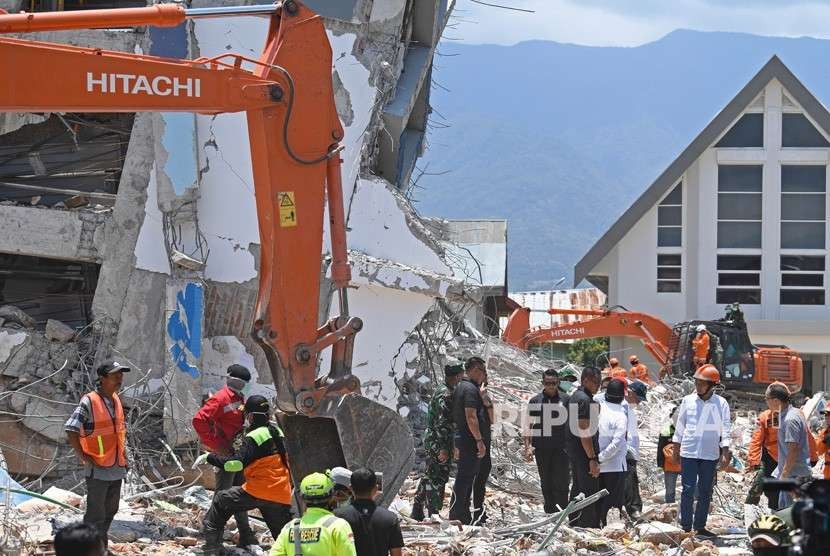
[1,334,758,555]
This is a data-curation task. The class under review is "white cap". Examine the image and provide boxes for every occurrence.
[330,467,352,488]
[696,324,707,332]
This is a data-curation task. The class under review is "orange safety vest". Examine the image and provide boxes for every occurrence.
[241,426,292,505]
[692,332,710,360]
[629,363,651,384]
[78,391,127,468]
[662,444,681,473]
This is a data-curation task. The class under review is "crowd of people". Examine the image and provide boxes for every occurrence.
[59,360,405,555]
[51,346,830,555]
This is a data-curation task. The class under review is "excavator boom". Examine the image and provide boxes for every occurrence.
[0,1,412,504]
[503,306,672,365]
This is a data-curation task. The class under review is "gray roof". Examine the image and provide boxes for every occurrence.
[574,55,830,286]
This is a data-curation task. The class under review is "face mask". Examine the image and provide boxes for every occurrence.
[241,382,252,397]
[227,376,246,394]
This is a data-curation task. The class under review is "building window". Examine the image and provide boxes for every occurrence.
[717,165,762,248]
[715,113,763,148]
[657,182,682,247]
[782,113,830,148]
[781,165,826,249]
[780,255,825,305]
[717,255,761,304]
[0,254,100,328]
[657,254,681,292]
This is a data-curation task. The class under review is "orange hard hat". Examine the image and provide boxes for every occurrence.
[693,364,720,384]
[609,357,619,366]
[629,354,639,363]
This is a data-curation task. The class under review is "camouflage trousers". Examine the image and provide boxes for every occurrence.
[745,461,779,510]
[411,453,452,520]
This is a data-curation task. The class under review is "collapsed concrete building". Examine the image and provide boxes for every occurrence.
[0,0,481,481]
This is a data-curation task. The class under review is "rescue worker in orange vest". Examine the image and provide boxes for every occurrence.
[64,360,130,549]
[605,357,627,380]
[692,324,710,367]
[745,407,780,510]
[201,395,293,554]
[814,407,830,480]
[628,355,653,385]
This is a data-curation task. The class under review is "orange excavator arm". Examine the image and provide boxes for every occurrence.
[503,306,673,366]
[0,2,412,502]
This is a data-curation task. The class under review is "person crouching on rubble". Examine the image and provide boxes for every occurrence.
[656,405,681,503]
[671,364,731,538]
[596,378,629,526]
[200,395,293,555]
[65,360,131,551]
[192,364,257,548]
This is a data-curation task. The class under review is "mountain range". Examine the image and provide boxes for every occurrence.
[414,29,830,290]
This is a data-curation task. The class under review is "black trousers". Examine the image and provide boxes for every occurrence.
[84,478,121,546]
[472,444,491,525]
[449,439,481,524]
[214,468,254,542]
[599,471,626,526]
[624,458,643,514]
[568,456,600,528]
[535,446,570,513]
[203,487,292,546]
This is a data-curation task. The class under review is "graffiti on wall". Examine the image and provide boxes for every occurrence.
[167,282,204,378]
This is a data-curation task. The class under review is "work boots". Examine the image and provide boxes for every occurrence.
[200,531,225,556]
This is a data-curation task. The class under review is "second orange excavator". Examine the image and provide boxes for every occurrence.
[503,303,802,394]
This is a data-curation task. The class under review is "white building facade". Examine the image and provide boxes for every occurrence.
[575,57,830,392]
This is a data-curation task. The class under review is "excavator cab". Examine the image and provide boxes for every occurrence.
[665,313,802,392]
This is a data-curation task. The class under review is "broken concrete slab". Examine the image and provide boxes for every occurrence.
[0,329,27,365]
[22,397,73,443]
[637,520,686,544]
[0,305,35,329]
[44,319,75,343]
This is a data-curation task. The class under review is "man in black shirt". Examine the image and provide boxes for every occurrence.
[524,368,570,513]
[566,366,602,528]
[449,356,491,524]
[334,468,404,556]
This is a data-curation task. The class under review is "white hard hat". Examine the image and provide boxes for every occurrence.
[696,324,707,332]
[330,466,352,488]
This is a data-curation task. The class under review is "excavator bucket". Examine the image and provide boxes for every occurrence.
[280,394,414,507]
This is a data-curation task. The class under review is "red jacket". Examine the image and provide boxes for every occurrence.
[192,385,244,454]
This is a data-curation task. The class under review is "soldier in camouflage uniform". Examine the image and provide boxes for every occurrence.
[410,363,464,521]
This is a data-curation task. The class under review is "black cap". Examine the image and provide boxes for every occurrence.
[444,364,463,376]
[244,394,270,415]
[227,364,251,382]
[628,380,648,402]
[96,360,131,377]
[605,378,626,402]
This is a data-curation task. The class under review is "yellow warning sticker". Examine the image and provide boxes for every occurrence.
[278,191,297,227]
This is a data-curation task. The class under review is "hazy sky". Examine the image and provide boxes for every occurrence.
[452,0,830,46]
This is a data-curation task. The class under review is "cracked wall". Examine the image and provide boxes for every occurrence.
[0,0,463,470]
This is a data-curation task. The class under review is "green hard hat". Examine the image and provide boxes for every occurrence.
[300,472,334,499]
[558,368,578,380]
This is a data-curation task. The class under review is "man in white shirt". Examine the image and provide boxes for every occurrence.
[671,365,731,538]
[624,380,647,519]
[596,378,629,526]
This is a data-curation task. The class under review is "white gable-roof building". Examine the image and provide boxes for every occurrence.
[575,56,830,392]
